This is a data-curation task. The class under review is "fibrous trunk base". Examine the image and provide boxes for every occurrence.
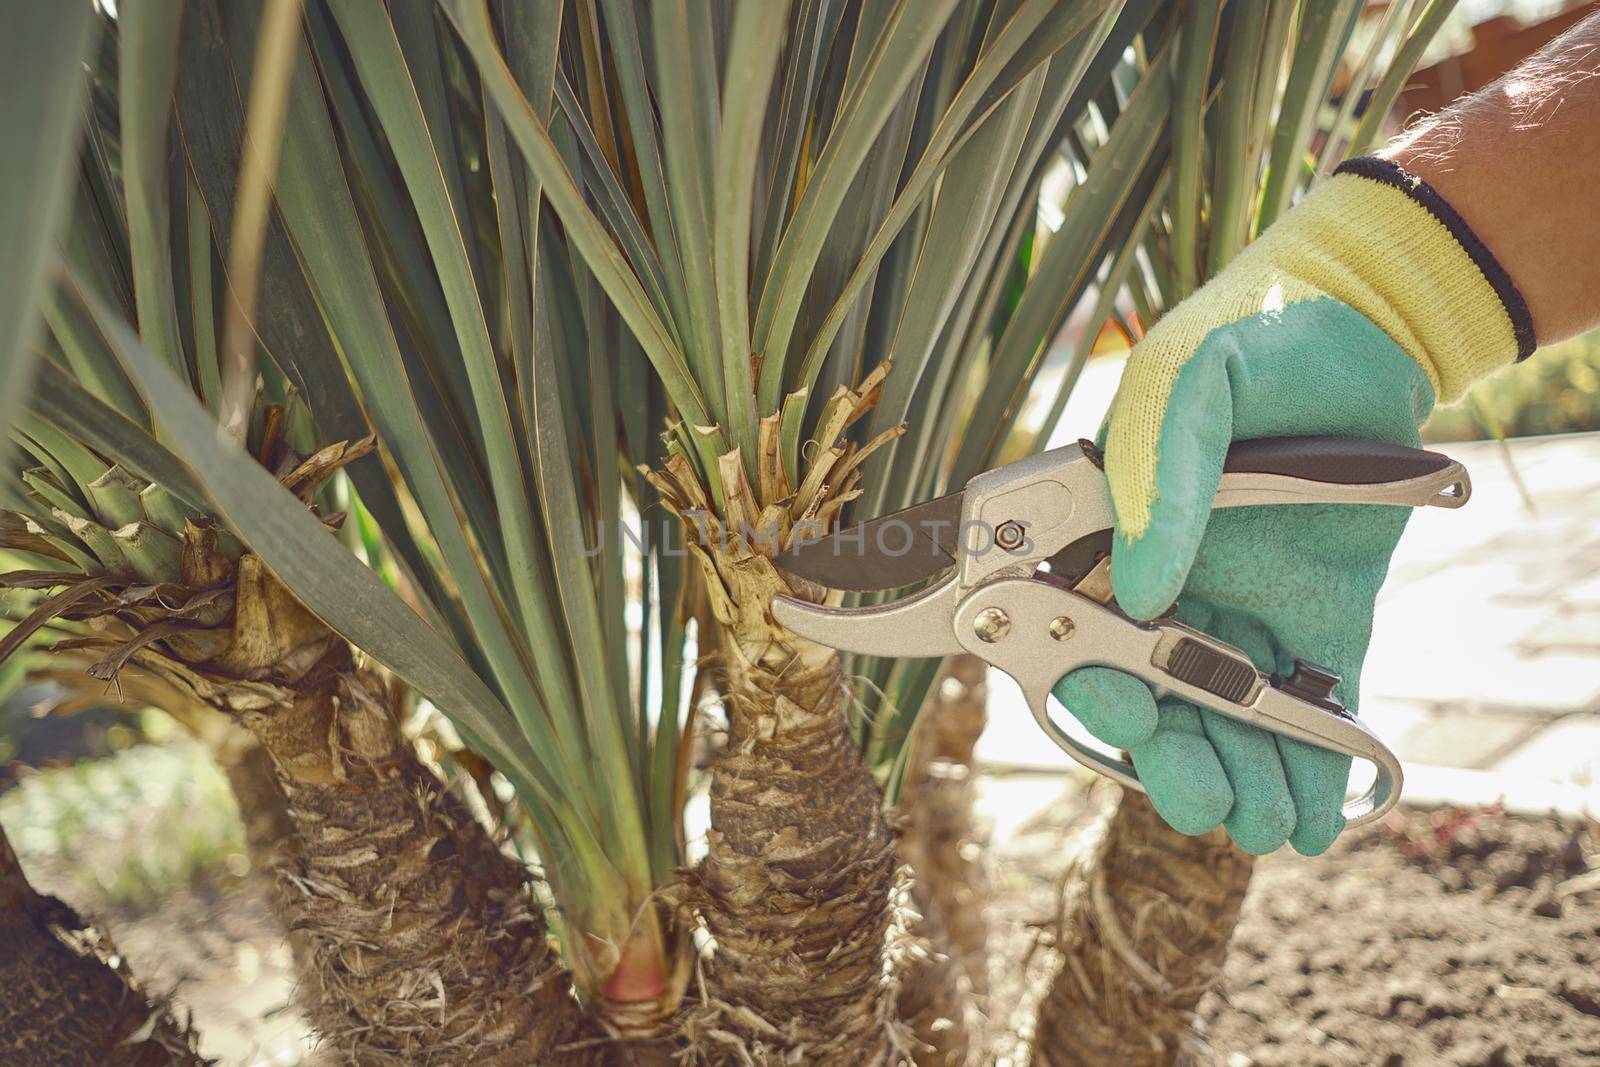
[893,892,978,1067]
[688,654,900,1065]
[1031,790,1254,1067]
[0,827,205,1066]
[222,739,298,881]
[247,655,594,1066]
[649,402,910,1063]
[90,548,601,1064]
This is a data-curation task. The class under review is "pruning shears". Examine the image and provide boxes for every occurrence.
[772,436,1471,827]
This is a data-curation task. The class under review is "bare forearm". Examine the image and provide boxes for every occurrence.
[1381,12,1600,344]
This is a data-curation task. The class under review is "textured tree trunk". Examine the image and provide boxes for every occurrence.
[222,738,674,1067]
[214,732,325,986]
[1030,790,1254,1067]
[651,388,907,1063]
[895,654,992,1065]
[688,632,900,1064]
[893,911,975,1067]
[254,656,598,1065]
[901,654,991,990]
[219,738,298,883]
[0,825,205,1066]
[92,547,602,1065]
[4,440,621,1059]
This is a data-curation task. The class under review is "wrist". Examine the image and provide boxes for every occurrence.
[1335,156,1536,367]
[1377,15,1600,344]
[1246,161,1533,402]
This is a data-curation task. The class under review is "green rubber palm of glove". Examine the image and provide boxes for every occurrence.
[1054,300,1433,856]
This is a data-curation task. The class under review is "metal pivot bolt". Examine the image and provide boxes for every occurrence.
[995,520,1026,550]
[973,607,1011,643]
[1049,616,1075,641]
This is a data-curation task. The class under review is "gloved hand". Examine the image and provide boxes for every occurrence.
[1054,158,1535,855]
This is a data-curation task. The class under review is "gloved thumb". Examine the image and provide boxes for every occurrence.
[1103,344,1235,620]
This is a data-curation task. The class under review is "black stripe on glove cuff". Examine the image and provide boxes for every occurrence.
[1335,156,1537,361]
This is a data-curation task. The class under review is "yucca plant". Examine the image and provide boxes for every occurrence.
[5,2,1162,1060]
[0,0,1458,1063]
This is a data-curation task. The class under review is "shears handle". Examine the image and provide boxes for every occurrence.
[952,578,1403,827]
[1209,436,1470,510]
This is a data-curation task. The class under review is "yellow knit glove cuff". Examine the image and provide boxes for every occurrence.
[1102,159,1534,539]
[1268,159,1536,401]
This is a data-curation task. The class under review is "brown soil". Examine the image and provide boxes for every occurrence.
[1200,804,1600,1067]
[983,780,1600,1067]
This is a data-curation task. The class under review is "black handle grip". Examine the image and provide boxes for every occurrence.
[1221,436,1454,486]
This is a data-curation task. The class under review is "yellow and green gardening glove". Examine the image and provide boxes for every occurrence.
[1054,158,1536,855]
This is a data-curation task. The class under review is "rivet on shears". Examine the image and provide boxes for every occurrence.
[1049,616,1075,641]
[973,607,1011,643]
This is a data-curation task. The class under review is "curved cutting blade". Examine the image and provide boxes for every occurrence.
[772,577,964,657]
[774,492,963,591]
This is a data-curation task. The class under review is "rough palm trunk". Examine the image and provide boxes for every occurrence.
[67,538,599,1065]
[194,560,598,1064]
[5,430,611,1061]
[217,739,299,896]
[690,625,900,1063]
[893,909,975,1067]
[652,381,908,1063]
[255,652,595,1065]
[1031,790,1254,1067]
[895,654,992,1064]
[901,654,991,990]
[0,825,205,1066]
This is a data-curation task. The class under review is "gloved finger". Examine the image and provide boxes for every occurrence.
[1198,708,1297,855]
[1180,525,1379,854]
[1103,342,1234,620]
[1208,571,1366,856]
[1128,700,1233,836]
[1267,622,1359,856]
[1278,735,1351,857]
[1051,667,1159,751]
[1183,610,1297,854]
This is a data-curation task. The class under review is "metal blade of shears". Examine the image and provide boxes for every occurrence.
[771,574,966,658]
[774,491,965,591]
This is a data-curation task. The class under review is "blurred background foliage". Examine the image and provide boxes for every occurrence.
[0,655,151,782]
[1423,329,1600,442]
[0,725,246,912]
